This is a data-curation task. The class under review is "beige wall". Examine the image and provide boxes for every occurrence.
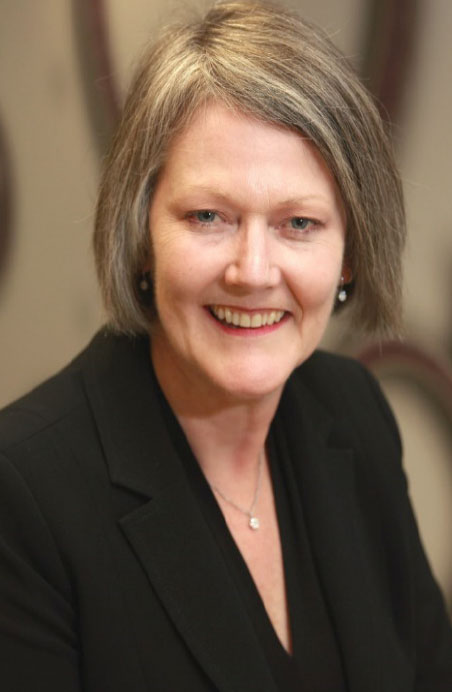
[0,1,101,398]
[1,0,452,603]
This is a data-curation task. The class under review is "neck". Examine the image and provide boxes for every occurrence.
[177,397,278,480]
[150,342,283,483]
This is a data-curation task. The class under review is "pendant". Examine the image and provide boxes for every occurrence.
[249,516,260,530]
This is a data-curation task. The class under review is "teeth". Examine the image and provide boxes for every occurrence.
[211,306,285,328]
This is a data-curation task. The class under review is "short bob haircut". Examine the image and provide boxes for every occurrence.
[93,0,406,336]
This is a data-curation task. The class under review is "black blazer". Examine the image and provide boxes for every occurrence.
[1,330,451,691]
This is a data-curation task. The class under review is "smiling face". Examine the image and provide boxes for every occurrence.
[147,102,347,405]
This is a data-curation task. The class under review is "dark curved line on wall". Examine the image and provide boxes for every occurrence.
[361,340,452,609]
[0,113,13,285]
[75,0,420,156]
[355,5,452,424]
[72,0,122,157]
[358,341,452,421]
[361,0,419,123]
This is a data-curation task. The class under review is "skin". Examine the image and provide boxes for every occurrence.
[145,101,348,651]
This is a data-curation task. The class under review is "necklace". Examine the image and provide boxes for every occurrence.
[209,452,264,530]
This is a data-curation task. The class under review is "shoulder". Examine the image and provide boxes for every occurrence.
[296,351,393,422]
[0,345,89,455]
[297,348,375,390]
[295,348,387,408]
[0,330,122,496]
[292,348,402,458]
[0,328,152,498]
[0,328,139,455]
[0,331,129,568]
[0,332,130,637]
[0,344,101,542]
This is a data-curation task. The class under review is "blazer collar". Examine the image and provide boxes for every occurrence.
[81,330,400,692]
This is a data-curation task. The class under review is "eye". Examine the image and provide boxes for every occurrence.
[185,209,231,233]
[190,210,218,225]
[290,217,313,231]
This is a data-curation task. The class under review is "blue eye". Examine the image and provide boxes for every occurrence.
[290,217,311,230]
[195,210,217,223]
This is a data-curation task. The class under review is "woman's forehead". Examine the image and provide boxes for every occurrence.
[154,101,345,221]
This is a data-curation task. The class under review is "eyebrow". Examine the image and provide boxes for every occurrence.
[174,186,235,204]
[272,195,331,209]
[174,186,331,208]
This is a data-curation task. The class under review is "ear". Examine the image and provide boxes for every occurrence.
[140,249,154,276]
[141,232,154,276]
[341,263,353,284]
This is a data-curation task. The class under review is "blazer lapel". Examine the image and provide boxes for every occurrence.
[300,448,382,691]
[281,370,414,691]
[82,331,278,692]
[280,374,381,692]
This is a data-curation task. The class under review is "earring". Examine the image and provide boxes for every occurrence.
[139,272,151,292]
[138,271,153,306]
[337,276,347,303]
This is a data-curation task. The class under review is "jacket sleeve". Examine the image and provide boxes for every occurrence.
[0,452,81,692]
[362,365,452,690]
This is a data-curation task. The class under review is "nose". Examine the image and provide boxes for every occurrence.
[224,220,280,289]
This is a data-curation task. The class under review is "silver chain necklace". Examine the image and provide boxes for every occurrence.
[209,452,264,530]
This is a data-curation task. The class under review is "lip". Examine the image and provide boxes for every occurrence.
[205,305,289,335]
[208,305,287,314]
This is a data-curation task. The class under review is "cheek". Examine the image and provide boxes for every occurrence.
[154,232,225,293]
[289,256,341,310]
[152,239,206,314]
[154,261,188,312]
[152,232,185,286]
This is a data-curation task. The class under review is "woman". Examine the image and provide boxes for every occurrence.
[1,1,452,690]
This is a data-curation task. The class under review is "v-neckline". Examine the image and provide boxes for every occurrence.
[152,369,347,691]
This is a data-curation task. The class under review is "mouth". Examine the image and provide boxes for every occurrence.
[208,305,287,329]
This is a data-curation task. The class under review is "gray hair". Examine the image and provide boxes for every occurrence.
[93,0,406,335]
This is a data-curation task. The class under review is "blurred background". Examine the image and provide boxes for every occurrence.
[1,0,451,607]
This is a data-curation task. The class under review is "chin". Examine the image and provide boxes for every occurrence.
[210,362,293,402]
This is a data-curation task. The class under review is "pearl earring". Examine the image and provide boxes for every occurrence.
[139,275,150,292]
[138,271,153,304]
[337,276,347,303]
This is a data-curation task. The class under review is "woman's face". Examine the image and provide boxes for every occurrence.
[148,102,347,403]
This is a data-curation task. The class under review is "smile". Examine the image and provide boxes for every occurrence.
[209,305,286,329]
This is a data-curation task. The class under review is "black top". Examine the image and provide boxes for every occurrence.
[156,379,347,691]
[2,331,452,690]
